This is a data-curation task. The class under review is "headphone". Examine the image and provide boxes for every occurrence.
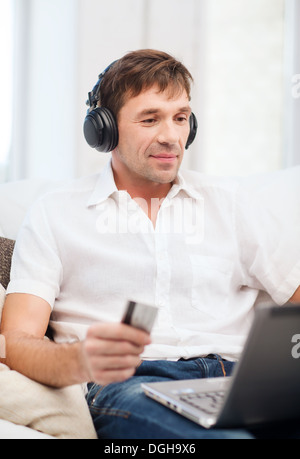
[84,61,198,153]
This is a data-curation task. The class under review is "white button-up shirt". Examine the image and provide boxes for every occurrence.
[7,161,300,361]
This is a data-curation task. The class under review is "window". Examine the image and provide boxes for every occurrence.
[198,0,286,176]
[0,0,13,182]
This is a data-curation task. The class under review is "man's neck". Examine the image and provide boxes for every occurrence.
[112,168,173,228]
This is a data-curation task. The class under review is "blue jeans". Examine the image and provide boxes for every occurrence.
[86,355,255,439]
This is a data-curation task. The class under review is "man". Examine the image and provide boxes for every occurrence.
[1,49,299,439]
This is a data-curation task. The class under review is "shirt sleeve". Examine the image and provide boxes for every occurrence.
[6,196,63,309]
[235,178,300,305]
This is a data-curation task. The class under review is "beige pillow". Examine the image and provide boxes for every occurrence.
[0,285,97,439]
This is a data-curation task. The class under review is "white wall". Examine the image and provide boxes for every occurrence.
[8,0,298,181]
[26,0,78,179]
[10,0,78,180]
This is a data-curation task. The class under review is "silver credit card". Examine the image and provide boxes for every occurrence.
[122,301,158,333]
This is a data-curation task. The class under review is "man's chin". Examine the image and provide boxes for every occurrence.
[148,170,179,185]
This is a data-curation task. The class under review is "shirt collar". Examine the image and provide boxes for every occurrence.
[86,160,118,207]
[87,160,202,208]
[169,171,203,201]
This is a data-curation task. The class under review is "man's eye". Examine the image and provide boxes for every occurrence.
[142,119,156,124]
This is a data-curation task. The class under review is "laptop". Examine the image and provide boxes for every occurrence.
[141,304,300,429]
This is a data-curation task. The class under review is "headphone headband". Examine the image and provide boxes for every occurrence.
[86,60,119,110]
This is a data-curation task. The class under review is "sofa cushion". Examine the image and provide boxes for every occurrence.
[0,363,97,439]
[0,284,97,439]
[0,237,15,290]
[0,419,54,439]
[0,240,95,440]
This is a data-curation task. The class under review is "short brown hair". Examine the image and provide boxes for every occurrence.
[99,49,193,119]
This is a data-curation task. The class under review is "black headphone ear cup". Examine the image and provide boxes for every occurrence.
[185,113,198,150]
[84,109,104,150]
[98,107,119,153]
[84,107,119,153]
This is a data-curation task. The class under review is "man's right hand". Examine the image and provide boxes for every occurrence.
[81,322,151,385]
[1,294,151,388]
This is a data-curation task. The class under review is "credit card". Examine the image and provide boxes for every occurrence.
[122,300,158,333]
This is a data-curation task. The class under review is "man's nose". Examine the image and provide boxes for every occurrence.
[156,121,180,145]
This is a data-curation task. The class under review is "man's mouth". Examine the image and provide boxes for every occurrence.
[149,154,178,163]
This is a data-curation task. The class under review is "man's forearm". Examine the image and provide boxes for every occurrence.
[1,331,88,388]
[1,322,150,388]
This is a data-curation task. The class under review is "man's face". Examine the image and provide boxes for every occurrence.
[111,85,192,187]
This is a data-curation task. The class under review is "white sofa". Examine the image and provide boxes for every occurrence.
[0,179,98,440]
[0,180,61,439]
[0,167,299,439]
[0,419,54,440]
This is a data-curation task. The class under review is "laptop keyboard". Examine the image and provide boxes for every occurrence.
[179,391,226,415]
